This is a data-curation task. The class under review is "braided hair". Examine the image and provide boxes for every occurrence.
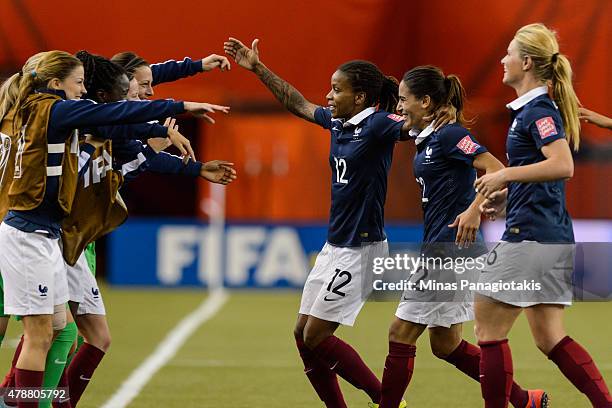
[75,50,127,102]
[337,60,399,113]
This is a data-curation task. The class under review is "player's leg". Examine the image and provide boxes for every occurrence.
[39,306,77,408]
[474,295,522,408]
[431,323,540,408]
[304,315,382,405]
[378,318,424,408]
[294,313,346,408]
[67,291,109,406]
[526,304,612,407]
[296,242,348,407]
[305,241,389,405]
[0,224,66,407]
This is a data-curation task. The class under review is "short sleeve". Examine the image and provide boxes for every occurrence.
[370,112,405,142]
[439,125,487,164]
[523,106,565,149]
[314,107,333,130]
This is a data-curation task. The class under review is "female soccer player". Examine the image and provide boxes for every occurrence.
[224,37,454,408]
[111,51,230,100]
[474,23,611,408]
[379,66,545,408]
[57,51,236,407]
[0,50,228,405]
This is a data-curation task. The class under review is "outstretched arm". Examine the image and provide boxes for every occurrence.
[224,37,318,123]
[579,107,612,130]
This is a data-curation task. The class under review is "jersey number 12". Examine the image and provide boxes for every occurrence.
[333,157,348,184]
[416,177,428,203]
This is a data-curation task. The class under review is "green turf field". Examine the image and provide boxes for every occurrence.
[1,287,610,407]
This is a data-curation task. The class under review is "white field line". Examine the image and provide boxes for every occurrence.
[101,289,229,408]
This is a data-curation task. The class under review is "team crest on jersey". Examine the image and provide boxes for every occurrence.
[535,116,557,139]
[425,146,433,158]
[456,135,480,155]
[353,127,362,138]
[387,113,403,122]
[0,132,11,187]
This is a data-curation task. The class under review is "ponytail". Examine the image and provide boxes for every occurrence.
[0,73,21,123]
[380,75,399,113]
[514,23,580,150]
[402,65,469,126]
[551,54,580,150]
[444,74,469,125]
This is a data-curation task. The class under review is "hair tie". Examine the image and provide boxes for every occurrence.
[30,70,37,78]
[551,53,559,63]
[18,71,23,77]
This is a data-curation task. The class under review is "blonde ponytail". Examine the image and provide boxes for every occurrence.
[514,23,580,150]
[0,73,21,123]
[551,54,580,150]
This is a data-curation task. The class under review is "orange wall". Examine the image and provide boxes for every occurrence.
[1,0,610,220]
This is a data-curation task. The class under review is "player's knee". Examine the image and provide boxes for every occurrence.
[532,333,562,355]
[473,322,489,342]
[302,328,329,350]
[24,324,53,351]
[388,319,412,344]
[430,337,454,359]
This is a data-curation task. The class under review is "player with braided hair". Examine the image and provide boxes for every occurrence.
[224,37,455,408]
[0,49,229,407]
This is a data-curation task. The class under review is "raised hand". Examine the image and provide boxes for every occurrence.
[223,37,260,71]
[579,107,612,130]
[166,123,195,163]
[183,102,230,124]
[425,105,457,131]
[200,160,237,185]
[202,54,231,72]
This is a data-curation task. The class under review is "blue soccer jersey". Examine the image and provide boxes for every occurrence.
[503,86,574,243]
[413,123,487,243]
[314,107,404,247]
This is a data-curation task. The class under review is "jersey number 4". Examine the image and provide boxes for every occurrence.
[333,157,348,184]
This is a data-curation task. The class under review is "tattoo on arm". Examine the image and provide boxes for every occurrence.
[254,63,317,123]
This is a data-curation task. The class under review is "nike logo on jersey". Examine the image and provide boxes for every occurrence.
[80,375,91,381]
[323,295,343,302]
[54,359,67,365]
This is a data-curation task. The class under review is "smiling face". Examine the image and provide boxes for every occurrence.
[325,70,363,119]
[501,39,526,87]
[133,65,153,99]
[49,65,87,100]
[396,80,430,129]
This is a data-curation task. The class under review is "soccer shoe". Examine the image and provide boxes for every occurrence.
[525,389,549,408]
[368,400,407,408]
